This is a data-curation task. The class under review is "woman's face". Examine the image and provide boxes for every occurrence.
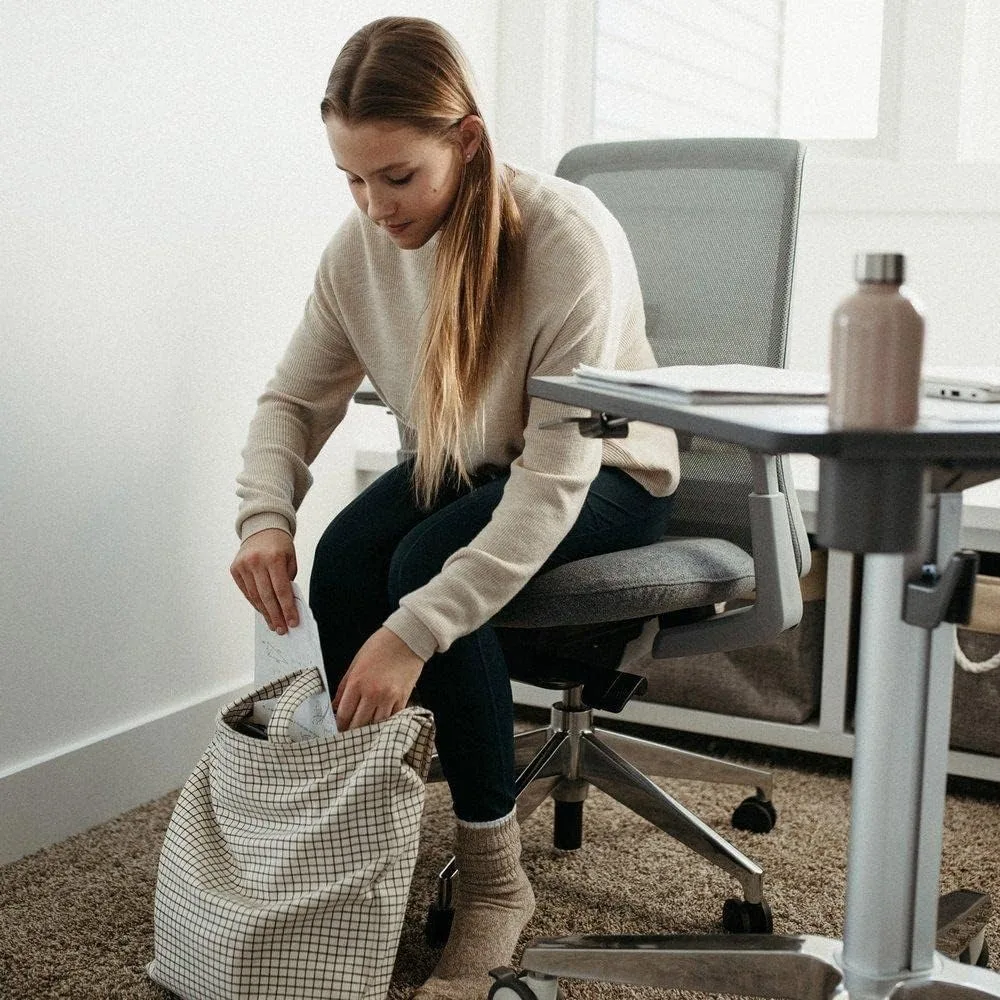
[326,117,481,249]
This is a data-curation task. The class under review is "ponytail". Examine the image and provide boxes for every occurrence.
[411,134,521,506]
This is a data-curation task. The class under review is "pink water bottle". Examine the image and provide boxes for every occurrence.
[828,253,925,429]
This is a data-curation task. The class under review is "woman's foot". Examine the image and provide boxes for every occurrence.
[412,811,535,999]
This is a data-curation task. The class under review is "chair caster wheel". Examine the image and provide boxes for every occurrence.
[722,897,773,934]
[731,795,777,833]
[488,967,564,999]
[424,902,453,946]
[959,935,990,968]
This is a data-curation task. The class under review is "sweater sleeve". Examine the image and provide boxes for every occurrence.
[384,222,630,660]
[236,240,366,541]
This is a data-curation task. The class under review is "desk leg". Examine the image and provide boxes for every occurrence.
[840,493,985,997]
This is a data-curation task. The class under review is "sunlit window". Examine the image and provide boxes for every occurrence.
[592,0,884,144]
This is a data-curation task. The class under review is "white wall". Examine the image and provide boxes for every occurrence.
[1,0,499,863]
[786,162,1000,375]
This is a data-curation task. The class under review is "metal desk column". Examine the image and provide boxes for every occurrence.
[839,492,963,997]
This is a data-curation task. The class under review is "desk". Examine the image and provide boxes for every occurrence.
[507,376,1000,1000]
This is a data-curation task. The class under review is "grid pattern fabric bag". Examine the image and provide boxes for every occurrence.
[147,668,435,1000]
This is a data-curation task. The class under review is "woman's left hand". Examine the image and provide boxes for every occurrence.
[333,626,425,730]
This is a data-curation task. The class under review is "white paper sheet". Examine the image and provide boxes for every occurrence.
[573,363,828,403]
[253,583,338,739]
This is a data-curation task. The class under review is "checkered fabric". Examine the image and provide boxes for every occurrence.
[147,669,435,1000]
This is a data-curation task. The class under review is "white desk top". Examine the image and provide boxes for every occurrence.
[529,375,1000,554]
[529,377,1000,459]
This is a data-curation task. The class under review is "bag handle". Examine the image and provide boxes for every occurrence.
[955,632,1000,673]
[267,668,329,743]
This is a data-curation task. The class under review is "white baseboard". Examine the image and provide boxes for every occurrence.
[0,684,249,866]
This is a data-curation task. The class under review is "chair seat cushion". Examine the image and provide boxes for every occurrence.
[493,537,756,629]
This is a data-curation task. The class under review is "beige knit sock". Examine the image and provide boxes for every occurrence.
[411,811,535,1000]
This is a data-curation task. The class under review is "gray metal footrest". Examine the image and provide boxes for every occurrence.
[519,933,845,999]
[890,956,1000,1000]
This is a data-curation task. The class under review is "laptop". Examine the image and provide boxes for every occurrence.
[922,366,1000,403]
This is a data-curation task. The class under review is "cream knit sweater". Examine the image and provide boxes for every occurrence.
[237,167,679,661]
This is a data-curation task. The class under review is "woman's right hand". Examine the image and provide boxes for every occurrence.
[230,528,300,634]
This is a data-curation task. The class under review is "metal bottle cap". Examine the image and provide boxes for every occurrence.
[855,252,905,284]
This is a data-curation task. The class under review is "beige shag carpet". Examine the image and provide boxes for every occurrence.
[2,722,998,999]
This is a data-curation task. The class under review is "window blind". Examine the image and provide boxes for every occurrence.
[593,0,784,141]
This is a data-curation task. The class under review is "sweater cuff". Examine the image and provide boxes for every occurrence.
[239,512,293,542]
[384,607,440,663]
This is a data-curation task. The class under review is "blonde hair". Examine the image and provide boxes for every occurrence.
[321,17,522,507]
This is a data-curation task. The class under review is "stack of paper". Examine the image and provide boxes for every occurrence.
[573,364,828,404]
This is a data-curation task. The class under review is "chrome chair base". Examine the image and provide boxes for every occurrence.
[427,687,777,940]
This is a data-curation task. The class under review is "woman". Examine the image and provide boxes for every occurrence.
[231,16,679,999]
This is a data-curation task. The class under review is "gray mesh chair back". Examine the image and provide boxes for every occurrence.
[556,138,805,558]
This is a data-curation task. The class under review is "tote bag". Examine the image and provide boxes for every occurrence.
[147,668,435,1000]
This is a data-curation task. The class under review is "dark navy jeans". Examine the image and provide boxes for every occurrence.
[309,461,672,822]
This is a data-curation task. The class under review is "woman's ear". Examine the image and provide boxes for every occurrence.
[456,115,485,163]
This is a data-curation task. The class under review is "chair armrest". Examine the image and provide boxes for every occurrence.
[352,378,412,462]
[651,452,805,658]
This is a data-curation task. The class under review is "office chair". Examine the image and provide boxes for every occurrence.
[413,138,810,943]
